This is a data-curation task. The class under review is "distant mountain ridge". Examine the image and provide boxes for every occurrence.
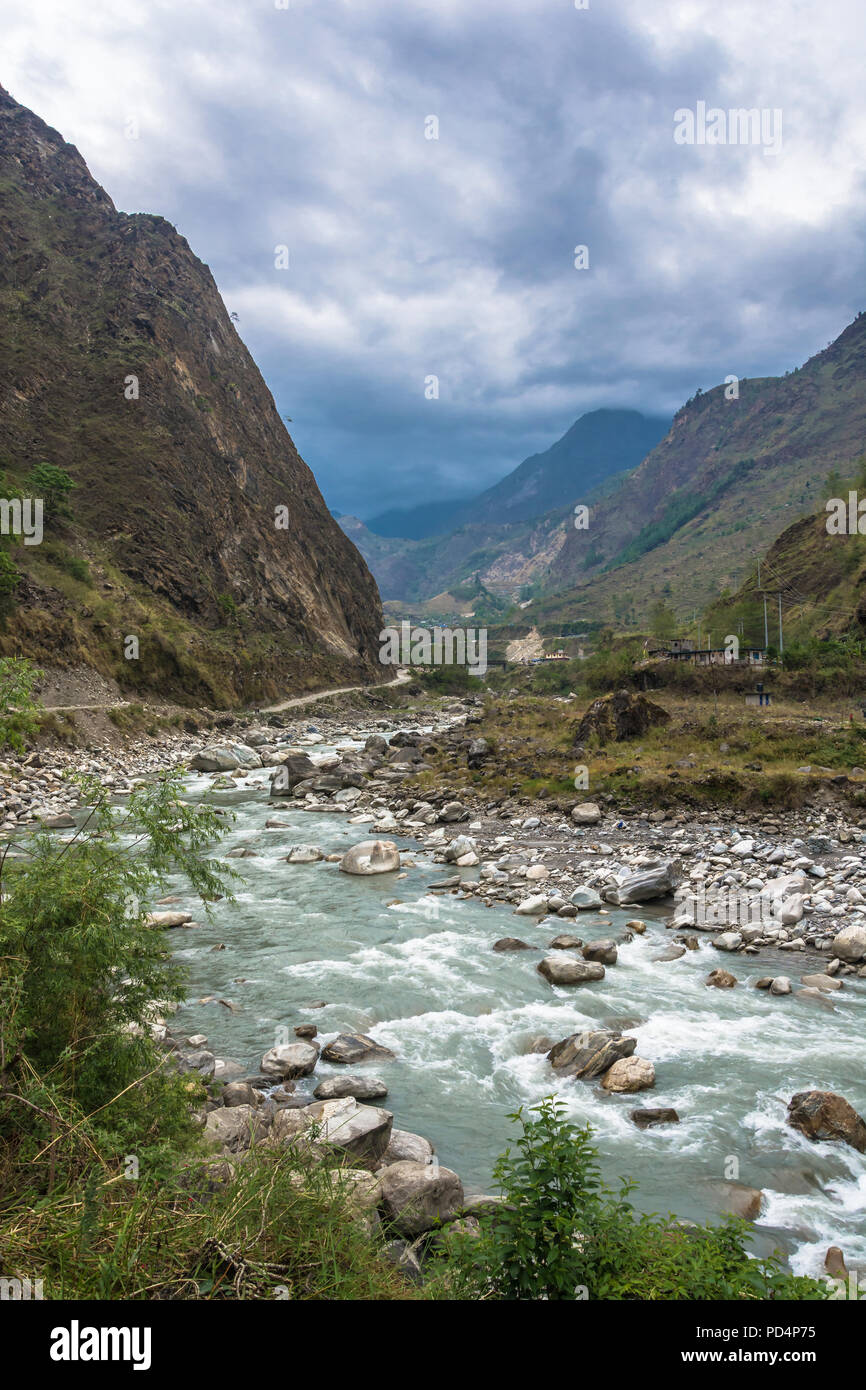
[346,407,670,600]
[363,407,670,540]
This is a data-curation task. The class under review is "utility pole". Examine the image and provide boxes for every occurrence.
[778,592,784,655]
[762,593,769,649]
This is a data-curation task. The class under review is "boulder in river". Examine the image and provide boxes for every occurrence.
[706,969,737,989]
[548,1029,636,1079]
[381,1129,435,1165]
[320,1033,396,1065]
[303,1097,394,1164]
[339,840,401,875]
[514,894,550,916]
[493,937,532,952]
[286,844,324,863]
[571,802,602,825]
[569,886,604,910]
[712,932,743,953]
[631,1107,680,1129]
[260,1041,319,1078]
[582,939,618,966]
[377,1160,464,1237]
[709,1180,763,1221]
[313,1076,388,1101]
[652,944,686,962]
[146,910,193,928]
[786,1091,866,1153]
[601,1056,655,1093]
[269,753,318,794]
[537,956,605,986]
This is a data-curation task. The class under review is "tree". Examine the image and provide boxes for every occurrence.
[650,600,677,641]
[0,656,43,750]
[0,773,237,1167]
[25,463,75,521]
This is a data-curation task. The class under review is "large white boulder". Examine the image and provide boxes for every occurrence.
[339,839,401,875]
[260,1042,318,1078]
[190,742,262,772]
[377,1160,464,1236]
[831,924,866,963]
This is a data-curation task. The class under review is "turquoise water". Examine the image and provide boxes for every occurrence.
[162,757,866,1280]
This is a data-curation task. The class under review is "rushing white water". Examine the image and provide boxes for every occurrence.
[163,752,866,1280]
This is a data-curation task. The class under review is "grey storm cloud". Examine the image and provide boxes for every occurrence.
[4,0,866,516]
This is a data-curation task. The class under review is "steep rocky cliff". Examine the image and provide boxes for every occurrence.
[0,86,383,705]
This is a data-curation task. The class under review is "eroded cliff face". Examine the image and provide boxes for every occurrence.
[0,86,383,704]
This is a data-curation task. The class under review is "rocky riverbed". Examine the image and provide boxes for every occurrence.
[7,692,866,1284]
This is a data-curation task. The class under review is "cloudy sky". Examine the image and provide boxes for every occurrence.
[5,0,866,517]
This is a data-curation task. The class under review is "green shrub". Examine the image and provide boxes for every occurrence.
[24,462,75,521]
[0,656,43,750]
[0,773,238,1181]
[438,1099,831,1301]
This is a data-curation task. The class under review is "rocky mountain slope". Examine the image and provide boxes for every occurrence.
[0,86,382,705]
[527,310,866,632]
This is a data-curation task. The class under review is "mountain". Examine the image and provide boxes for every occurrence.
[338,508,572,603]
[524,311,866,632]
[363,408,670,540]
[703,480,866,647]
[0,86,382,705]
[358,496,472,540]
[348,407,670,601]
[459,407,671,529]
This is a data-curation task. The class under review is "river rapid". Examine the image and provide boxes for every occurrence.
[161,735,866,1283]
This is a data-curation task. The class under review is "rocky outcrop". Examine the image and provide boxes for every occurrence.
[574,690,670,746]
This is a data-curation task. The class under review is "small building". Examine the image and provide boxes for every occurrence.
[745,683,772,707]
[647,644,766,667]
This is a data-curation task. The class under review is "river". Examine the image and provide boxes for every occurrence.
[162,736,866,1282]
